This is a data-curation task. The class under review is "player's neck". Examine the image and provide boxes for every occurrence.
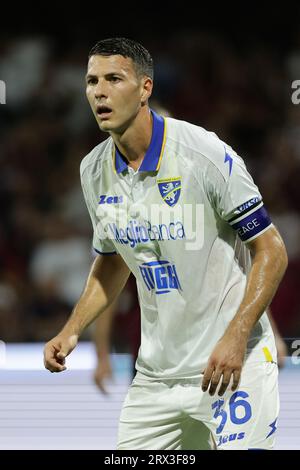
[111,107,152,172]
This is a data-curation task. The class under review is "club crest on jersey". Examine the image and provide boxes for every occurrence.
[157,177,181,207]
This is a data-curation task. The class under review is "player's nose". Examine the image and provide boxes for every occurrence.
[94,80,108,99]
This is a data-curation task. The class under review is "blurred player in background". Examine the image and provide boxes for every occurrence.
[93,276,140,392]
[44,38,288,449]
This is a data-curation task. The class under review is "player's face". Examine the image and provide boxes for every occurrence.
[86,54,152,134]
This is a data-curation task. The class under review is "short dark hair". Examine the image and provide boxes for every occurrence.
[88,37,154,80]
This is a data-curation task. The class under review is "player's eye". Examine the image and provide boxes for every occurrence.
[87,78,97,85]
[109,76,121,82]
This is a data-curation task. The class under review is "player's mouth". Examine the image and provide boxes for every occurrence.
[96,104,112,120]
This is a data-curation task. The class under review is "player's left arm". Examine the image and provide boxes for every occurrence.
[202,225,288,396]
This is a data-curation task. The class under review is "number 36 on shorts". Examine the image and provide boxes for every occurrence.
[212,391,252,434]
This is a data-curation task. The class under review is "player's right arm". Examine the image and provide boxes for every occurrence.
[43,254,130,372]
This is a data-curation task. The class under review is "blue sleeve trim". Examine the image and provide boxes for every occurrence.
[94,248,117,255]
[228,198,261,223]
[231,205,272,242]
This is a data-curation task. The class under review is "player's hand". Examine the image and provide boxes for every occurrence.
[93,355,113,394]
[44,334,78,373]
[202,332,247,397]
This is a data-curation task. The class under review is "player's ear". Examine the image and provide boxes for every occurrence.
[141,76,153,104]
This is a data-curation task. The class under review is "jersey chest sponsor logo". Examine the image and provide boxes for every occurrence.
[98,195,123,204]
[157,177,181,207]
[139,260,182,294]
[108,220,185,248]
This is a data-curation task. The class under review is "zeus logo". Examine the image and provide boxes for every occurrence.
[98,195,123,204]
[217,432,245,447]
[139,260,182,294]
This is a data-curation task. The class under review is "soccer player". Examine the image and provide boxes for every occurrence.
[43,38,288,450]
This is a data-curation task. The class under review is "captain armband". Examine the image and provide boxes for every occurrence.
[228,201,272,243]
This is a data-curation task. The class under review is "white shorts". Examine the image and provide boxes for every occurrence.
[117,360,279,450]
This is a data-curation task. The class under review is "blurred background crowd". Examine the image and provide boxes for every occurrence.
[0,7,300,350]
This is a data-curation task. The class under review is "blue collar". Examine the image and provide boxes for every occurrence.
[114,110,166,174]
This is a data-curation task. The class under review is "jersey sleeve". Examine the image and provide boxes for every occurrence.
[81,177,117,255]
[205,143,273,243]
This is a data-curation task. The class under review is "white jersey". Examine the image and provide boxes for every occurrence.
[80,110,276,379]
